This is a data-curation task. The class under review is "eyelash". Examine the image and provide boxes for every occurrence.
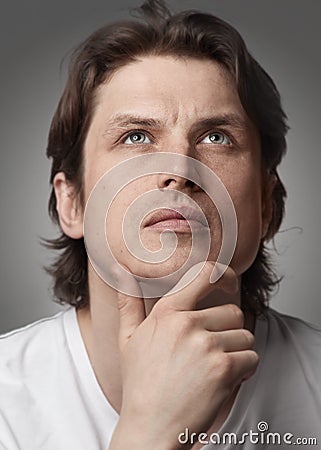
[121,130,232,146]
[122,130,153,145]
[199,131,231,146]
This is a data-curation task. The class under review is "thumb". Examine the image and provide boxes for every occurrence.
[115,266,146,352]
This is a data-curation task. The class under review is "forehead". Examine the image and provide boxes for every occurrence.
[93,56,247,125]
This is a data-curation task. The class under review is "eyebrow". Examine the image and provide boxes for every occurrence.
[103,114,163,137]
[190,114,249,134]
[102,112,249,137]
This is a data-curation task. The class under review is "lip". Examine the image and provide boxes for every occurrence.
[143,205,208,230]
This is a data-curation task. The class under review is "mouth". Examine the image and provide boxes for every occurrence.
[143,206,209,232]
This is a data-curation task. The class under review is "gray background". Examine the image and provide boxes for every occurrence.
[0,1,320,333]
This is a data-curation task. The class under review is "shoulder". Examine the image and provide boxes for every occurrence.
[0,309,73,379]
[0,308,92,448]
[257,307,321,371]
[232,309,321,435]
[265,307,321,340]
[0,309,69,345]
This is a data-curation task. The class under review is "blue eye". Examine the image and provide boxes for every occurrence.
[201,132,230,145]
[124,132,151,144]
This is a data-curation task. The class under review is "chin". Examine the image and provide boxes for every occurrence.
[127,255,192,279]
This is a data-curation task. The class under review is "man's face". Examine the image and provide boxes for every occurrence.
[82,56,265,282]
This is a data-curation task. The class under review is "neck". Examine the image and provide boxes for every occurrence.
[77,265,253,415]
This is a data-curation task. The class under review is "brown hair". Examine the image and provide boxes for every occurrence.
[45,0,288,314]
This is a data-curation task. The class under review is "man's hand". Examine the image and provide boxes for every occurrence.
[109,262,258,450]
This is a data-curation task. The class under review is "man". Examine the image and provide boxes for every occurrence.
[0,1,320,449]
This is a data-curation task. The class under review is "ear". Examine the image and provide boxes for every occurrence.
[261,172,277,240]
[53,172,83,239]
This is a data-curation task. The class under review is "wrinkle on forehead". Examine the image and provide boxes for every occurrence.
[101,112,250,141]
[87,55,257,149]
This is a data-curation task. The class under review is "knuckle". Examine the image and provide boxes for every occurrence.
[244,350,260,374]
[195,332,213,353]
[250,350,260,367]
[184,311,199,327]
[171,312,198,340]
[152,306,200,339]
[180,312,198,334]
[176,319,191,338]
[242,329,255,347]
[214,352,235,378]
[227,303,244,326]
[211,350,259,387]
[209,332,219,349]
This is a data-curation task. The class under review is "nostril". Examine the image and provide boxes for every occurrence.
[164,178,195,188]
[186,179,195,188]
[164,178,176,186]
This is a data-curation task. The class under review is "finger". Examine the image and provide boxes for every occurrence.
[161,261,238,311]
[209,329,255,352]
[198,304,244,331]
[113,264,146,352]
[226,350,259,384]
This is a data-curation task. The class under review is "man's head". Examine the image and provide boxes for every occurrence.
[46,0,287,314]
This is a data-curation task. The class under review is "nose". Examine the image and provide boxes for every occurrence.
[157,173,197,191]
[156,153,201,192]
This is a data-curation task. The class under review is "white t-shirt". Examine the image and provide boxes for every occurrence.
[0,307,320,449]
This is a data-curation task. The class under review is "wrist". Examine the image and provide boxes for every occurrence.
[109,419,180,450]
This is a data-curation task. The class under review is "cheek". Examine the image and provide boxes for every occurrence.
[82,131,130,206]
[206,145,263,275]
[229,178,263,275]
[105,181,142,248]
